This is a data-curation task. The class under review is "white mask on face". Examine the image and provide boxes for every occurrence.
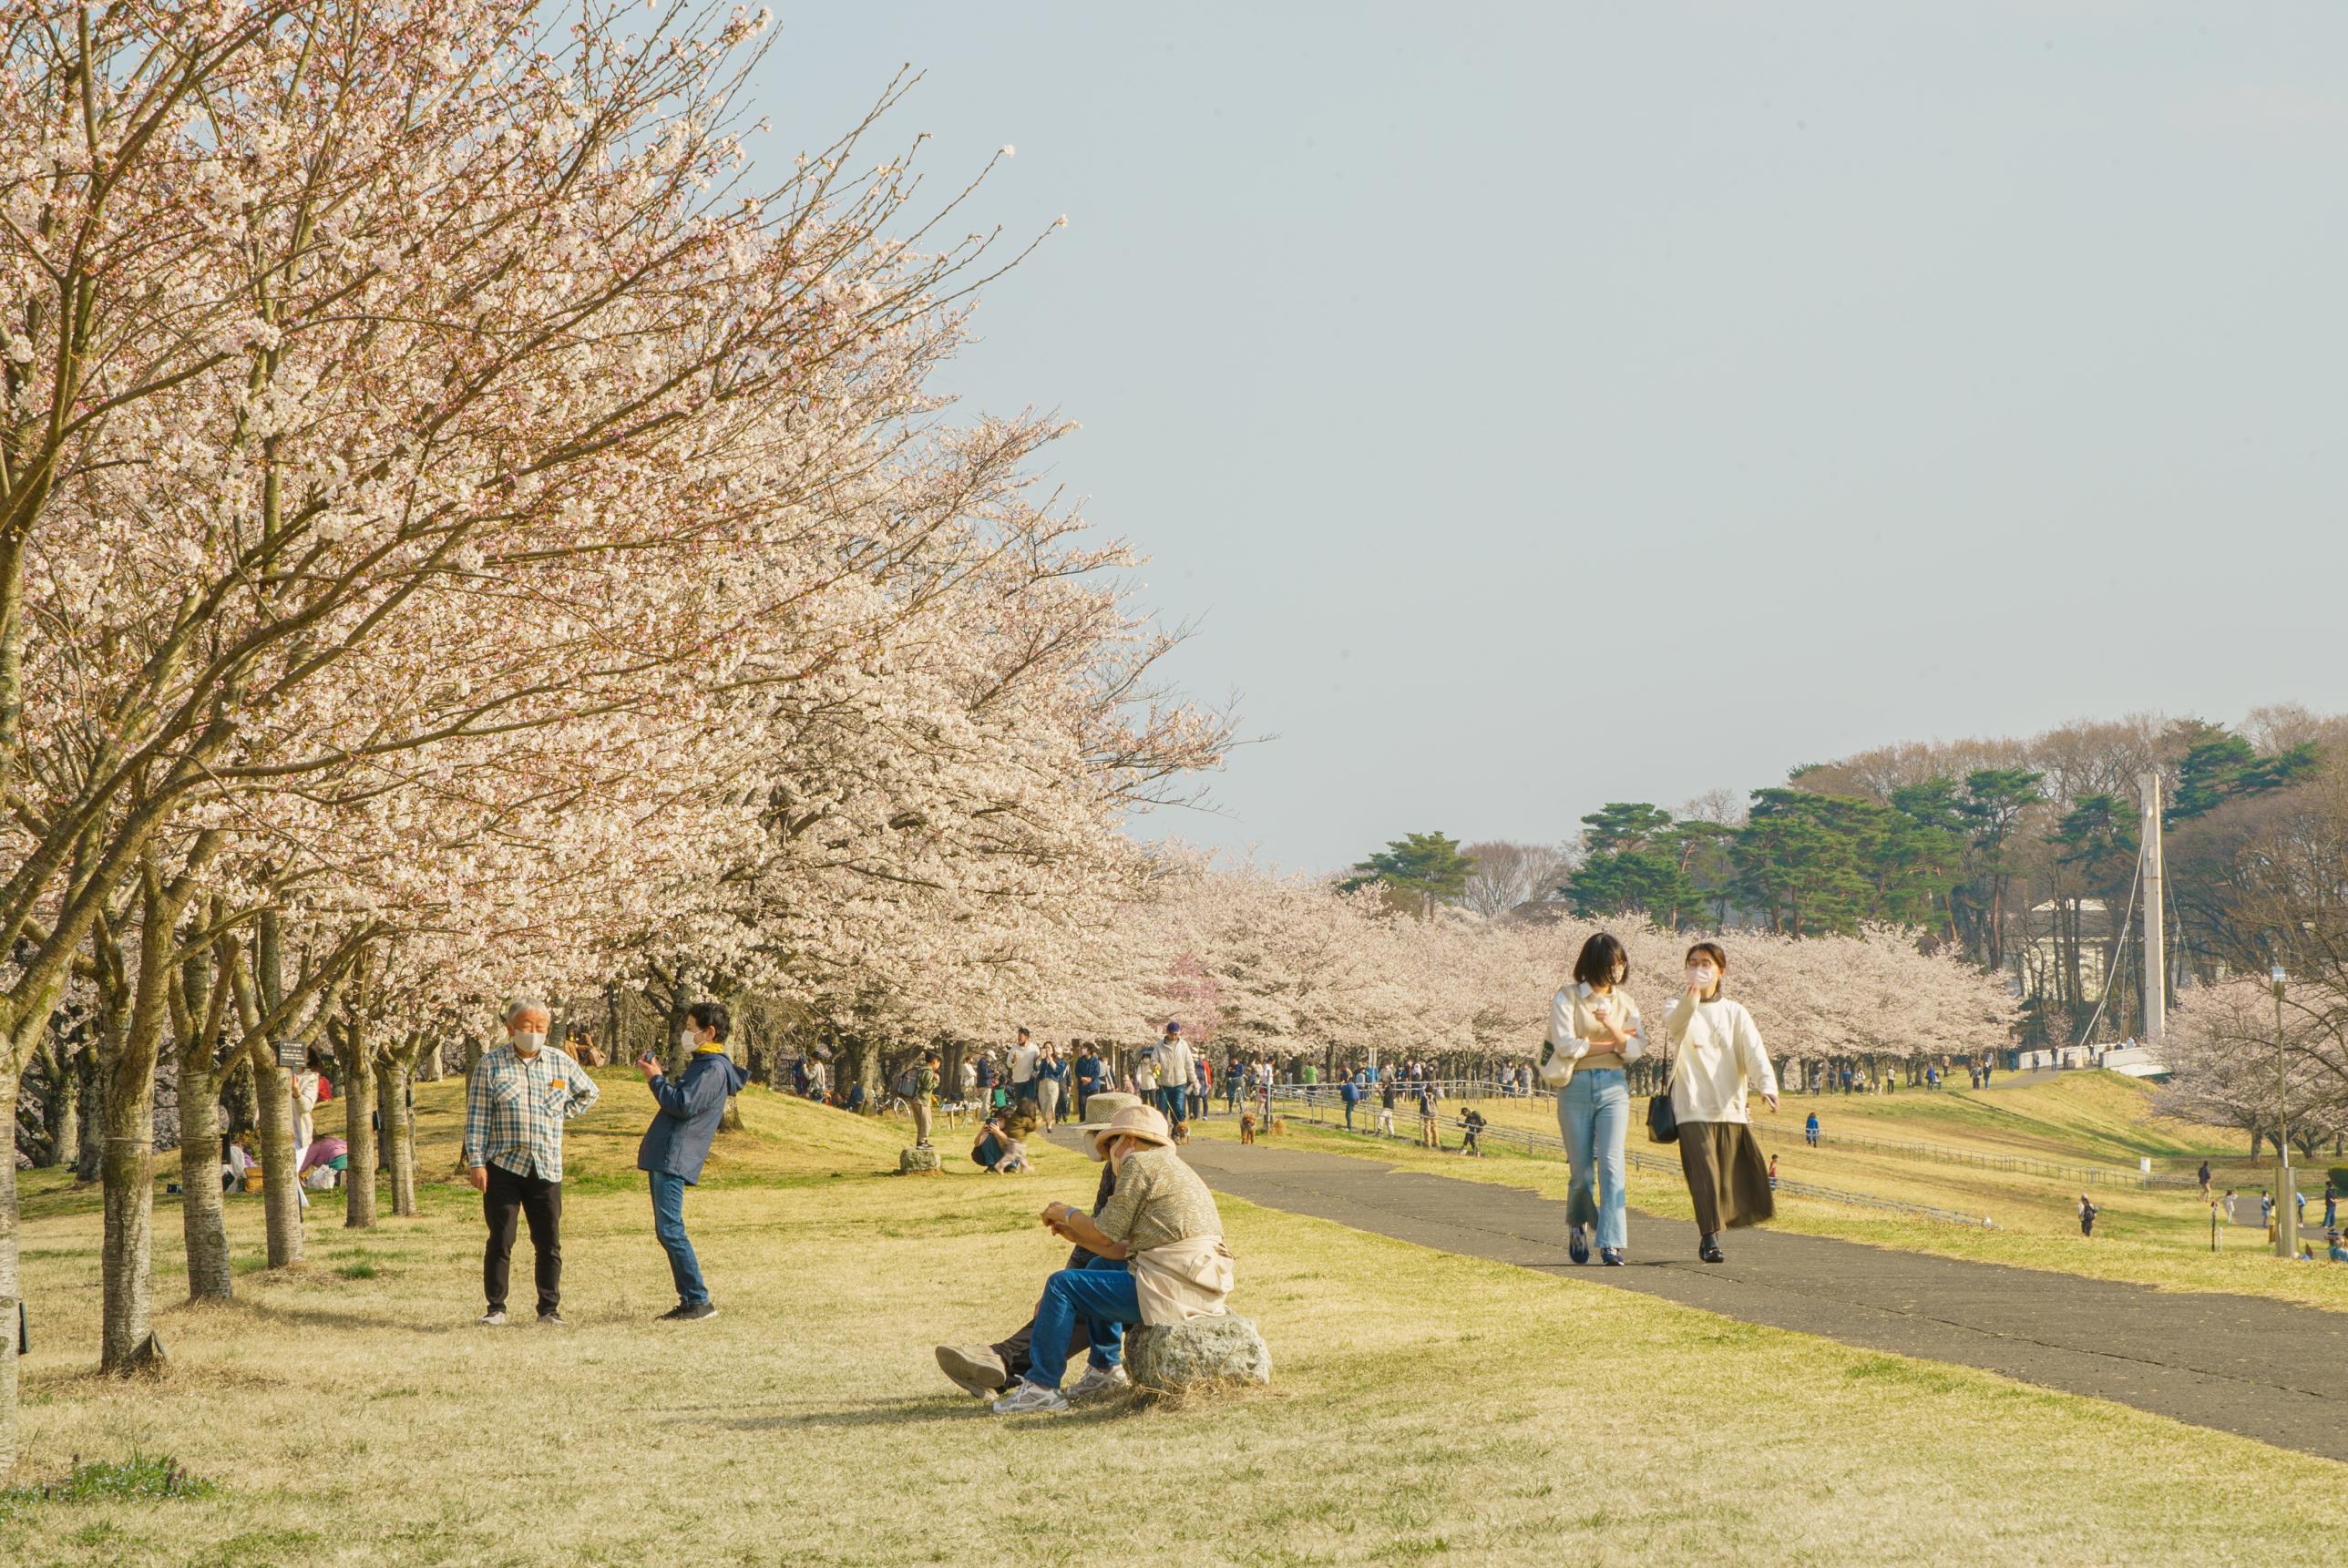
[512,1031,547,1052]
[1686,966,1717,989]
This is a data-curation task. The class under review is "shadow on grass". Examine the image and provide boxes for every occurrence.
[686,1392,1151,1430]
[154,1295,469,1337]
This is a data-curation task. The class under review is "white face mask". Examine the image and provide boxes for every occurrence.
[1686,966,1717,990]
[511,1031,547,1052]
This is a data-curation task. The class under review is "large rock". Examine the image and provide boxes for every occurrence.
[898,1145,941,1174]
[1125,1315,1271,1391]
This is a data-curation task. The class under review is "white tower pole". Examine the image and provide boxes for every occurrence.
[2138,771,2166,1045]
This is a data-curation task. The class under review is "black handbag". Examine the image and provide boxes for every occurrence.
[1646,1037,1681,1144]
[1646,1087,1677,1144]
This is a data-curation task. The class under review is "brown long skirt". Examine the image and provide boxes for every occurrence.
[1676,1120,1774,1234]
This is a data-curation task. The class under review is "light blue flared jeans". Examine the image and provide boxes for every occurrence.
[1556,1068,1629,1250]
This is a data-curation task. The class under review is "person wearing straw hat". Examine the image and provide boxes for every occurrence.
[935,1092,1142,1401]
[991,1102,1234,1415]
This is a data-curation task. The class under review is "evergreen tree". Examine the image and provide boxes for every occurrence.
[1344,832,1478,918]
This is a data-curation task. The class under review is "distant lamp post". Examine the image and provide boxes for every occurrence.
[2271,964,2298,1258]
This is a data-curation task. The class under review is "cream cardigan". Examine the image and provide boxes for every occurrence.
[1540,982,1646,1087]
[1664,996,1778,1124]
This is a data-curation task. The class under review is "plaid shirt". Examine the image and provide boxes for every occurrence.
[463,1043,600,1181]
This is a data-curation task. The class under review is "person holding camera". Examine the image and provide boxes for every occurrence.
[636,1001,747,1322]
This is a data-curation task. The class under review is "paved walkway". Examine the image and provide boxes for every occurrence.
[1158,1135,2348,1463]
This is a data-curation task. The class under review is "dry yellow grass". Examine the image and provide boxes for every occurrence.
[4,1081,2342,1565]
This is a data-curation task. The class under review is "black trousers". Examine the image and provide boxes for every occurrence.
[484,1163,563,1313]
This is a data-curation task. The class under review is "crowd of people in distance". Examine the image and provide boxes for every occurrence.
[2189,1169,2348,1261]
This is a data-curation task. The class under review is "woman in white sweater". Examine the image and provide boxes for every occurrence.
[1663,941,1778,1263]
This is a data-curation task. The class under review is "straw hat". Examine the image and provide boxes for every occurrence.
[1071,1097,1168,1161]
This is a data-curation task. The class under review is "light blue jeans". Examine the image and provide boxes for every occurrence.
[1556,1069,1629,1250]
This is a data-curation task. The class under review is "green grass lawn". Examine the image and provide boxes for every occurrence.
[1217,1074,2348,1312]
[4,1081,2342,1565]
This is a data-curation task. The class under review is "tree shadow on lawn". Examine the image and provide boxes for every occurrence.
[174,1297,470,1337]
[682,1393,1146,1431]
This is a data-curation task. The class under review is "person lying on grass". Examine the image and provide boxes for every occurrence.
[935,1093,1143,1402]
[992,1102,1236,1416]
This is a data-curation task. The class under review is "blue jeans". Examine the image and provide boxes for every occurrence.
[1159,1086,1189,1123]
[1556,1069,1629,1250]
[648,1171,708,1307]
[1023,1261,1142,1389]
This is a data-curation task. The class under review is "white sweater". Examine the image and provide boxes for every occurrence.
[1665,996,1778,1124]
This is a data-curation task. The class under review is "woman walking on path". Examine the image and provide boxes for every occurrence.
[1541,931,1644,1266]
[1664,941,1779,1264]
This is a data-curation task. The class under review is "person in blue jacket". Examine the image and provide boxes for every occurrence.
[637,1001,749,1322]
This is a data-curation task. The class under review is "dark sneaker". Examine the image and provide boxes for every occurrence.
[1698,1235,1725,1264]
[937,1343,1010,1398]
[1567,1224,1591,1266]
[656,1304,692,1322]
[674,1302,717,1322]
[1601,1248,1625,1266]
[538,1309,568,1326]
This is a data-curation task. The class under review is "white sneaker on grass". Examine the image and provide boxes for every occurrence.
[1067,1364,1129,1401]
[989,1380,1070,1415]
[477,1309,508,1327]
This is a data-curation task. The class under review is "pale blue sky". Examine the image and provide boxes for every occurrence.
[748,3,2348,872]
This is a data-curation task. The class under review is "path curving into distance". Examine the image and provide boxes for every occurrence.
[1143,1134,2348,1463]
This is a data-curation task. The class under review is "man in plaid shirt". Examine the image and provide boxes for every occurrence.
[465,997,600,1325]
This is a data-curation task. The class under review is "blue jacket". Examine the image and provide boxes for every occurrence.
[637,1050,750,1184]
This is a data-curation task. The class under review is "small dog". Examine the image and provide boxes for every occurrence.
[1238,1112,1257,1144]
[1173,1118,1190,1145]
[1268,1115,1287,1137]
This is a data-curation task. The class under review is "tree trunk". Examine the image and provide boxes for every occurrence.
[251,1042,302,1267]
[177,1046,231,1301]
[70,1040,100,1184]
[0,1056,20,1477]
[45,1053,76,1170]
[381,1055,417,1217]
[97,1127,158,1371]
[99,868,188,1373]
[343,1036,377,1229]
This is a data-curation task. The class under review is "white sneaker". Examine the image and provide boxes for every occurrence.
[1067,1364,1130,1401]
[989,1380,1071,1415]
[477,1309,508,1327]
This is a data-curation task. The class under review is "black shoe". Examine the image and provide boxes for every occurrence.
[1601,1247,1625,1266]
[673,1301,717,1322]
[1567,1224,1590,1266]
[1698,1235,1725,1264]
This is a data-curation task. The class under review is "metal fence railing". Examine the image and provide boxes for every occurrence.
[1258,1084,1997,1228]
[1246,1078,2210,1194]
[1739,1124,2201,1191]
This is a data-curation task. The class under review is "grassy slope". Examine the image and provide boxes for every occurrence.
[3,1081,2342,1566]
[1230,1073,2348,1311]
